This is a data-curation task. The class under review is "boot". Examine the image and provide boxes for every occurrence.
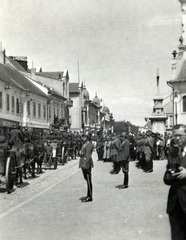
[119,173,129,189]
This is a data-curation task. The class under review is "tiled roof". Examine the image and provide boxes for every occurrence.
[36,71,68,80]
[0,63,47,97]
[69,83,79,93]
[164,101,173,114]
[177,59,186,81]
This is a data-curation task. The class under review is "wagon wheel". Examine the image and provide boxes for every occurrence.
[6,154,16,193]
[61,147,65,166]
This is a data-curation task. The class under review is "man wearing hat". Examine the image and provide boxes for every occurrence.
[117,132,130,189]
[9,123,24,145]
[79,132,94,202]
[110,133,121,174]
[164,124,186,239]
[144,130,154,173]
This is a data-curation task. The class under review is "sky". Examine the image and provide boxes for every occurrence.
[0,0,182,126]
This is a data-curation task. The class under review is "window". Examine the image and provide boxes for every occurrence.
[33,102,36,117]
[49,106,51,119]
[38,103,41,118]
[61,103,64,118]
[27,100,30,115]
[6,94,10,111]
[57,108,59,118]
[183,96,186,112]
[0,91,2,109]
[12,96,15,113]
[43,105,46,119]
[16,98,19,113]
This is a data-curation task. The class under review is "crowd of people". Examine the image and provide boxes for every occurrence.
[95,130,173,173]
[1,123,186,239]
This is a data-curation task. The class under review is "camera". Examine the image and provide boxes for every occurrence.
[170,162,180,174]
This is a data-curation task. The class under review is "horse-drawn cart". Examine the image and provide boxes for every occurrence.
[0,146,17,193]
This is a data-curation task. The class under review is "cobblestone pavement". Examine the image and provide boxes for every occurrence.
[0,151,171,240]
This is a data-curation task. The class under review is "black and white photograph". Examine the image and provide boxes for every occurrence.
[0,0,186,239]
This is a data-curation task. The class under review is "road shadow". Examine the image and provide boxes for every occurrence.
[79,196,87,201]
[20,182,30,188]
[115,184,124,188]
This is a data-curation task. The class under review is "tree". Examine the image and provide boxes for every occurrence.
[113,121,139,136]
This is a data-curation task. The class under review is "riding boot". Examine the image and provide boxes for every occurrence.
[149,160,153,172]
[119,173,129,189]
[124,173,129,186]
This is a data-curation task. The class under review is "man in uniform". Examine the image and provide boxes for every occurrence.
[79,132,94,202]
[96,135,104,161]
[164,124,186,239]
[8,123,24,146]
[22,126,33,143]
[144,130,154,173]
[117,132,130,189]
[110,133,121,174]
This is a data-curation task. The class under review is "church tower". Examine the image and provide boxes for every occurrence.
[148,69,167,135]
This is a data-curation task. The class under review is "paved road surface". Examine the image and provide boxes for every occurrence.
[0,151,171,240]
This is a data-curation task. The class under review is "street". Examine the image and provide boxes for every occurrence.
[0,151,171,240]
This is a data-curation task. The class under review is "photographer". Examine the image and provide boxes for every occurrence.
[164,124,186,240]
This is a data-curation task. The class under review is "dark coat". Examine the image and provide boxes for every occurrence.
[164,153,186,215]
[117,138,130,162]
[79,141,94,169]
[110,137,121,157]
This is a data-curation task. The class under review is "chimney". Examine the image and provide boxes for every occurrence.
[3,49,6,64]
[31,60,36,76]
[0,42,4,64]
[31,68,36,76]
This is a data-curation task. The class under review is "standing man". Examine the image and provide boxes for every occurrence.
[79,132,94,202]
[144,130,154,173]
[8,123,24,146]
[96,136,104,161]
[110,133,121,174]
[164,124,186,239]
[117,133,130,189]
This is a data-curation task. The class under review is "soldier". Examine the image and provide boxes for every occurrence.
[8,123,24,146]
[44,140,53,163]
[22,126,32,143]
[135,134,142,168]
[110,133,121,174]
[144,130,154,173]
[96,136,104,161]
[79,132,94,202]
[116,133,130,189]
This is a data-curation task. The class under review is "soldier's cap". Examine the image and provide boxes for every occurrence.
[146,130,152,136]
[82,132,92,139]
[121,132,128,138]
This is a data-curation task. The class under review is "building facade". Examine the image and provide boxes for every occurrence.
[166,0,186,126]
